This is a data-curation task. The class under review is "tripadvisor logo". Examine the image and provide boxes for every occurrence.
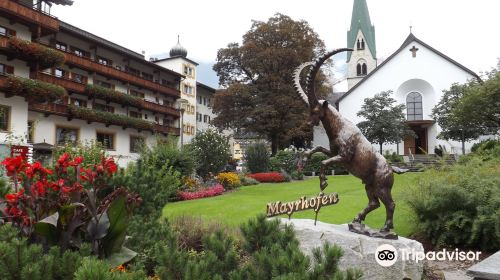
[375,244,481,267]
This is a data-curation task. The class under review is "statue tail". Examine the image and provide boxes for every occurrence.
[391,166,409,174]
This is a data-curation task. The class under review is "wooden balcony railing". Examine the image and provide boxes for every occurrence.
[154,124,180,136]
[140,99,180,117]
[29,103,69,117]
[29,102,180,136]
[59,50,180,98]
[0,74,8,88]
[0,1,59,32]
[0,36,8,49]
[32,72,86,93]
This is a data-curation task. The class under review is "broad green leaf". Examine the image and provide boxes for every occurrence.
[34,212,59,244]
[107,246,137,267]
[102,195,129,256]
[86,212,110,240]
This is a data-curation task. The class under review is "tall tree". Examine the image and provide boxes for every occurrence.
[357,91,415,154]
[454,70,500,135]
[212,13,331,154]
[432,83,484,154]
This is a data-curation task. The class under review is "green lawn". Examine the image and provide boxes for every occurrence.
[163,173,420,237]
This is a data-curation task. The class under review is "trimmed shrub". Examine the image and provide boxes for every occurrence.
[141,137,195,177]
[303,153,348,175]
[239,175,259,186]
[245,142,270,173]
[247,172,285,183]
[216,172,241,190]
[178,184,225,200]
[188,129,231,178]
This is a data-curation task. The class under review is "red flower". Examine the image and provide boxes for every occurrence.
[1,156,26,176]
[105,157,117,174]
[25,161,53,178]
[6,206,30,225]
[57,153,69,166]
[49,178,65,191]
[5,189,25,204]
[247,172,285,183]
[69,156,83,166]
[62,182,83,194]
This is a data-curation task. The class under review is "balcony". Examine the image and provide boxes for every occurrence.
[32,72,86,93]
[154,124,180,136]
[58,49,180,98]
[0,1,59,33]
[140,99,180,118]
[29,102,180,136]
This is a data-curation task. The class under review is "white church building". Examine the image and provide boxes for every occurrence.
[314,0,480,155]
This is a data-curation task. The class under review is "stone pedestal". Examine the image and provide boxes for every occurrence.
[467,251,500,280]
[280,219,424,280]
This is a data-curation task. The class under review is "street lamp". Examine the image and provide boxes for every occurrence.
[177,98,189,148]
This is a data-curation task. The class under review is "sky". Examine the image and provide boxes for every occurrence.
[51,0,500,88]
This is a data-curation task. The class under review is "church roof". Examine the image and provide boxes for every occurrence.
[347,0,376,61]
[338,33,480,103]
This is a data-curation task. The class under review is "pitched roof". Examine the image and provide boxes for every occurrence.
[338,33,480,103]
[347,0,376,61]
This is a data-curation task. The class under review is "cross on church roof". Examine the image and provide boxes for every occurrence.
[410,45,419,57]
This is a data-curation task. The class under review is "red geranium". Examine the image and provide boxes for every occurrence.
[5,189,25,204]
[247,172,285,183]
[1,156,26,176]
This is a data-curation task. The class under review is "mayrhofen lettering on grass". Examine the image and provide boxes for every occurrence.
[266,192,339,217]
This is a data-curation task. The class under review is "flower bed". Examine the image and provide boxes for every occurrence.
[178,184,225,201]
[68,105,153,131]
[8,37,65,68]
[216,172,241,190]
[6,75,66,102]
[85,84,142,107]
[247,172,285,183]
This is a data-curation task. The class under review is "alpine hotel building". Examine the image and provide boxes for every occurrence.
[0,0,186,166]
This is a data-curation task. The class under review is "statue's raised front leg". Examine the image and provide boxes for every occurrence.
[319,155,344,192]
[299,146,333,169]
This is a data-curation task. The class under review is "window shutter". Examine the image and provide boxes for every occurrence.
[5,65,14,74]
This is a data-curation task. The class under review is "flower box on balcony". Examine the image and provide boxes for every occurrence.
[8,37,65,69]
[6,75,66,102]
[67,105,153,131]
[85,84,142,108]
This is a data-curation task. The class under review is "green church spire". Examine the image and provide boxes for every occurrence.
[347,0,376,62]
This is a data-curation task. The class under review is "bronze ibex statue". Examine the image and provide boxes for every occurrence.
[294,49,407,238]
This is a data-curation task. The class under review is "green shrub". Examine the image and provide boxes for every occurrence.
[269,149,299,173]
[239,175,259,186]
[245,142,270,173]
[0,224,92,280]
[154,215,362,280]
[407,153,500,251]
[141,137,194,177]
[383,151,403,163]
[303,153,348,175]
[187,129,231,178]
[74,257,148,280]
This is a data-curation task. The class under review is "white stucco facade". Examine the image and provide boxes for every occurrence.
[314,35,480,155]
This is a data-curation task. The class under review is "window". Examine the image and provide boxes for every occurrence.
[71,98,87,107]
[97,56,112,66]
[54,68,66,78]
[356,64,361,76]
[27,121,34,143]
[0,63,14,75]
[71,73,87,84]
[183,65,194,77]
[155,116,159,123]
[93,103,114,113]
[198,96,202,104]
[96,132,115,150]
[163,118,173,126]
[129,111,142,119]
[130,136,144,153]
[55,41,67,52]
[0,26,16,37]
[362,64,367,75]
[0,105,10,131]
[56,126,78,145]
[203,115,208,123]
[197,113,202,122]
[356,62,367,76]
[406,92,423,121]
[125,66,140,76]
[70,46,89,58]
[141,72,153,81]
[183,84,194,95]
[94,80,114,89]
[130,90,145,99]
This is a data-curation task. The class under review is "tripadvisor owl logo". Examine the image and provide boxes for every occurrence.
[375,244,398,267]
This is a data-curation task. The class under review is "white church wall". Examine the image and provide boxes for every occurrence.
[337,39,479,155]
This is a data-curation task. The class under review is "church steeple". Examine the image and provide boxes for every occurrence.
[346,0,377,90]
[347,0,376,62]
